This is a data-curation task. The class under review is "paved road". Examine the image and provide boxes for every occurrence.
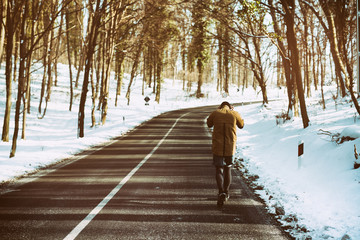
[0,105,290,240]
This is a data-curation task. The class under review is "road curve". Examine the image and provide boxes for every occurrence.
[0,104,290,240]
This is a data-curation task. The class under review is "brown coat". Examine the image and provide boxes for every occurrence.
[207,105,244,156]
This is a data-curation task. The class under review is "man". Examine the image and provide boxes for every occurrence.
[207,101,244,207]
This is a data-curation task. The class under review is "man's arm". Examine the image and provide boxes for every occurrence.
[207,112,214,128]
[235,112,244,129]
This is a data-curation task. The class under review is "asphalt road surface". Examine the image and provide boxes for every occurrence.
[0,105,290,240]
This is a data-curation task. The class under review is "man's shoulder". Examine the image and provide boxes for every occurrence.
[230,110,241,116]
[210,109,222,115]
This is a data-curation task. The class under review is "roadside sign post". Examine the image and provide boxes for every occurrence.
[144,96,150,106]
[298,141,304,169]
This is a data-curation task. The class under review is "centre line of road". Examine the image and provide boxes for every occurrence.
[63,113,189,240]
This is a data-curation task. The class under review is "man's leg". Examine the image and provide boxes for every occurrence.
[223,166,232,195]
[215,167,224,193]
[216,167,227,207]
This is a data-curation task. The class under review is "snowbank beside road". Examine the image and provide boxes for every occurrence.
[235,97,360,239]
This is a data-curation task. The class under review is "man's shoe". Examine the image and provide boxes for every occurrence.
[217,192,226,207]
[224,192,230,202]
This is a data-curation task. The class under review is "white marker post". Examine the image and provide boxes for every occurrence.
[298,141,304,169]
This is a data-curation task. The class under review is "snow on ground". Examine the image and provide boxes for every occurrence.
[0,62,359,239]
[235,94,360,239]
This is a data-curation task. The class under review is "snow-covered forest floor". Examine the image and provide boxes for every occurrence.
[236,93,360,239]
[0,63,359,239]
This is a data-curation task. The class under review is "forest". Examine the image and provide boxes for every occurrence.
[0,0,357,157]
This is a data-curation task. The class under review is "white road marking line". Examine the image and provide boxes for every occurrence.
[63,113,188,240]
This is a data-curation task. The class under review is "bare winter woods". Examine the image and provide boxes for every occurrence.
[0,0,357,157]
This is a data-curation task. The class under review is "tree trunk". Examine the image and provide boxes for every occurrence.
[217,24,223,93]
[155,50,162,103]
[78,0,104,138]
[333,1,360,115]
[38,8,51,116]
[320,47,326,110]
[2,2,15,142]
[126,43,143,105]
[148,46,153,88]
[12,28,19,83]
[326,14,347,98]
[45,17,55,102]
[153,47,157,94]
[115,51,124,106]
[10,1,28,158]
[54,6,63,87]
[66,9,74,111]
[300,2,311,98]
[23,7,35,138]
[253,37,268,104]
[142,48,146,96]
[196,59,203,98]
[0,0,7,66]
[38,2,56,119]
[181,40,186,90]
[305,0,347,97]
[91,57,96,127]
[101,4,117,125]
[97,32,105,111]
[310,14,318,91]
[269,0,294,114]
[75,25,87,89]
[223,28,230,94]
[281,0,310,128]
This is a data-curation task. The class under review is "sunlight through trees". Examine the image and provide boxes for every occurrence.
[0,0,356,157]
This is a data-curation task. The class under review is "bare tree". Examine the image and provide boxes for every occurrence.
[38,0,57,119]
[280,0,310,128]
[78,0,106,138]
[126,40,143,105]
[65,6,74,111]
[10,0,71,157]
[304,0,360,115]
[0,0,7,65]
[268,0,294,114]
[10,0,29,157]
[189,0,210,98]
[2,0,24,142]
